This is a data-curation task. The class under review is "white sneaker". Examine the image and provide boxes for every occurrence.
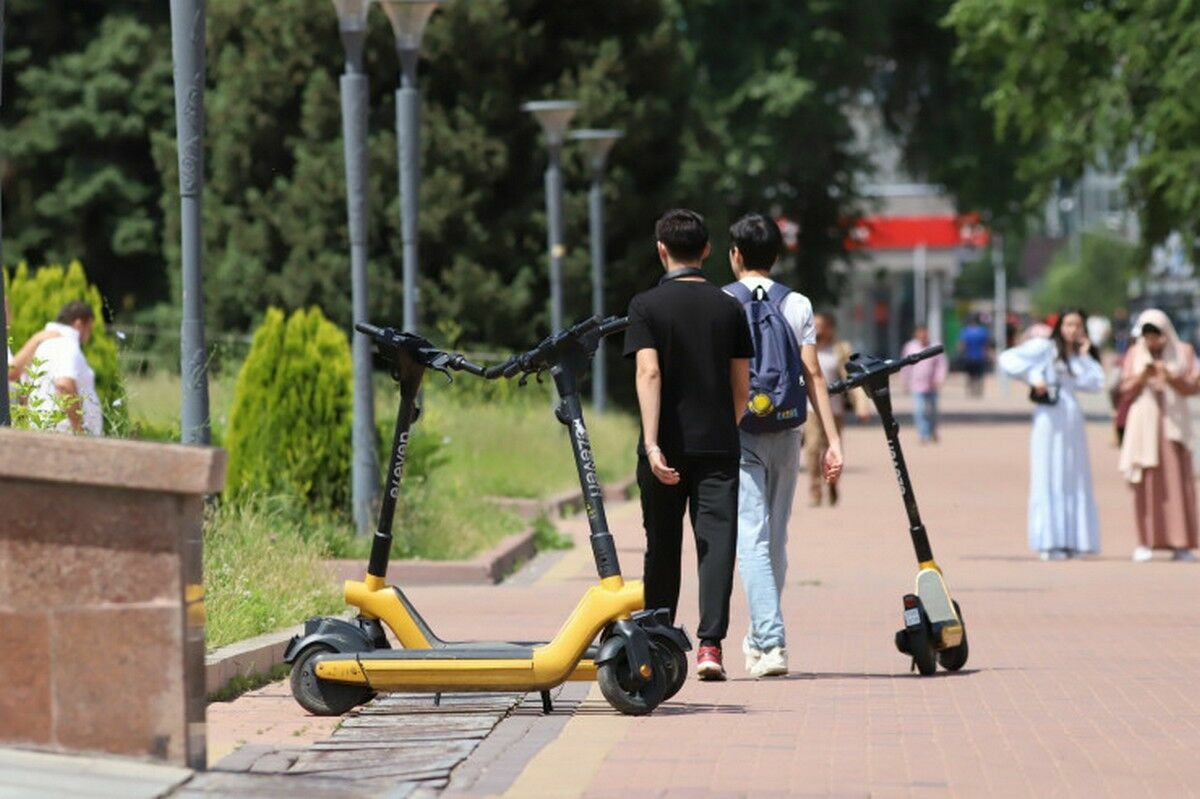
[750,647,788,678]
[1132,546,1154,562]
[1040,549,1068,561]
[1172,549,1197,562]
[742,637,763,674]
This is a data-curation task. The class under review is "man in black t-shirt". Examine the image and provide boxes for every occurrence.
[623,208,753,680]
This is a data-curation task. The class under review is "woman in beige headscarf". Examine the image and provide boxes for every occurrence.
[1118,309,1200,562]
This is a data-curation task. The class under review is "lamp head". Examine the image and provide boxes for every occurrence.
[522,100,580,147]
[331,0,372,71]
[570,129,623,174]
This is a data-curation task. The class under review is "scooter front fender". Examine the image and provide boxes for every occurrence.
[284,616,376,663]
[594,619,653,687]
[632,608,692,652]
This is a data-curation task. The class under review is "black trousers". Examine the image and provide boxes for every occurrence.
[637,454,739,646]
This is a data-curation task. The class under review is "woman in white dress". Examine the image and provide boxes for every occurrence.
[999,309,1105,559]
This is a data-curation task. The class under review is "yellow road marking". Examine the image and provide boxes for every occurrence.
[502,684,631,799]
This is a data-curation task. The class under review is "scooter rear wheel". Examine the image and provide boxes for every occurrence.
[937,601,969,672]
[290,644,374,716]
[907,612,938,676]
[597,642,668,716]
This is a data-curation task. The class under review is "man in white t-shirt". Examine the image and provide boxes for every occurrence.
[723,213,844,678]
[29,301,103,436]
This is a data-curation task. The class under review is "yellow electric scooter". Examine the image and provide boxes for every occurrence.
[829,345,969,675]
[284,316,690,715]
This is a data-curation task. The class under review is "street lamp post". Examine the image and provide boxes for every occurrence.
[523,100,579,334]
[570,129,622,412]
[332,0,378,537]
[170,0,212,446]
[379,0,445,334]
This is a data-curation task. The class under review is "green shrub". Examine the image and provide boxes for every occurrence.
[225,307,353,512]
[4,261,127,432]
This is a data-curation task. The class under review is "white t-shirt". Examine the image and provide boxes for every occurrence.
[728,275,817,348]
[30,323,103,436]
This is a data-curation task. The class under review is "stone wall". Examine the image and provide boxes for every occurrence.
[0,429,224,768]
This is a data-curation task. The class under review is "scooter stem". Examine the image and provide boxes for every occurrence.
[367,362,425,583]
[869,383,935,565]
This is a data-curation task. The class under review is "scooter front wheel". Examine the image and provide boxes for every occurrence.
[937,601,969,672]
[597,643,668,716]
[649,634,688,701]
[290,644,374,716]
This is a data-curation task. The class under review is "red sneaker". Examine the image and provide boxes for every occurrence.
[696,645,726,681]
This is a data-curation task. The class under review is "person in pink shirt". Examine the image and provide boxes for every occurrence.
[901,324,949,443]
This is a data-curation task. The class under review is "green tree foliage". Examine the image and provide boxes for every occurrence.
[225,307,353,512]
[947,0,1200,246]
[2,7,173,311]
[876,0,1031,234]
[675,1,886,302]
[1034,234,1140,318]
[4,261,128,431]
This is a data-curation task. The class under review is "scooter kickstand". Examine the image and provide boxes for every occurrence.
[540,690,553,714]
[434,692,442,707]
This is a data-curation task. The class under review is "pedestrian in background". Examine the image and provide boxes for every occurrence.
[805,313,866,506]
[1117,309,1200,562]
[999,308,1105,560]
[901,324,948,443]
[6,295,60,399]
[958,315,991,397]
[724,213,844,678]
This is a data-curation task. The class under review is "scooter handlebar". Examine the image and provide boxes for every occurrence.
[828,344,945,395]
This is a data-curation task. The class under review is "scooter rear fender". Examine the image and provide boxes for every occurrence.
[284,616,377,663]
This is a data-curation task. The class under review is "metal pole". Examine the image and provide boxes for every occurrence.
[170,0,211,446]
[545,144,565,333]
[588,173,606,412]
[928,270,944,346]
[992,233,1008,394]
[913,243,927,330]
[397,52,420,333]
[0,0,9,427]
[341,65,378,536]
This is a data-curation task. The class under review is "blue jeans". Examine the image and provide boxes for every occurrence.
[913,391,939,441]
[736,429,801,651]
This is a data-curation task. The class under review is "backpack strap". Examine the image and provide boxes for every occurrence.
[765,282,792,307]
[724,281,753,304]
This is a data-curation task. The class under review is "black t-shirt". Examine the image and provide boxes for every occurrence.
[623,279,754,458]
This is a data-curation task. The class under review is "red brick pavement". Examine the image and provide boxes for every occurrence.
[210,378,1200,796]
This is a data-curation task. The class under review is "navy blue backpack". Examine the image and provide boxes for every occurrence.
[725,281,807,434]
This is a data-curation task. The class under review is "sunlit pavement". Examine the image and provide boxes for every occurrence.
[212,375,1200,797]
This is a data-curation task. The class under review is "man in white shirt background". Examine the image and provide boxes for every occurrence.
[29,300,103,436]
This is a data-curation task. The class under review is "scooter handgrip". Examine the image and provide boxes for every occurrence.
[598,316,630,338]
[355,322,385,339]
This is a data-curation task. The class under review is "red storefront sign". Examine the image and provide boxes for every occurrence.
[845,213,990,251]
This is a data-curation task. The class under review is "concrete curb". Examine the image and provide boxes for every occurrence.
[205,474,636,700]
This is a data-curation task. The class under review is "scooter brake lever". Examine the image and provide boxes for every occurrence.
[518,373,531,387]
[535,368,546,384]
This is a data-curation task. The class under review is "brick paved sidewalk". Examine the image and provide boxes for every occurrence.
[207,397,1200,797]
[440,415,1199,798]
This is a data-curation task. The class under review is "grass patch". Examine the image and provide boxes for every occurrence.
[203,496,343,650]
[532,514,574,551]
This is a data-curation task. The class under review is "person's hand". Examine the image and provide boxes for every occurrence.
[856,409,870,422]
[647,446,680,485]
[823,441,844,484]
[1078,338,1091,356]
[1031,381,1048,397]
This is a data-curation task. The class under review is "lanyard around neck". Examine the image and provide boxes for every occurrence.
[659,266,705,285]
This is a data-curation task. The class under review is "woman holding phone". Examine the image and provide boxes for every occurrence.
[1118,309,1200,562]
[999,309,1106,560]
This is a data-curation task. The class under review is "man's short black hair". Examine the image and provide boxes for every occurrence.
[729,213,782,270]
[655,208,709,262]
[56,300,95,326]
